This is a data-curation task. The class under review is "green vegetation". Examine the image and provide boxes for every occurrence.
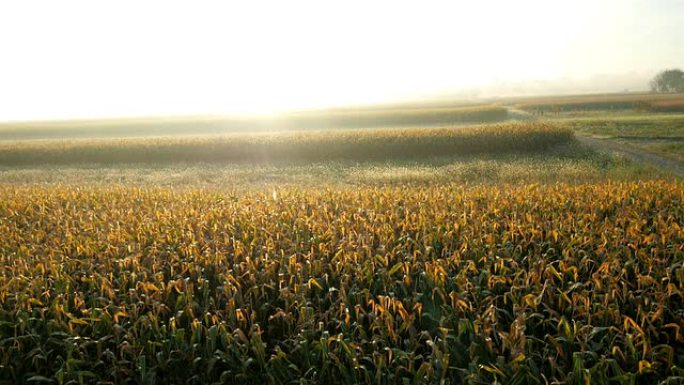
[0,122,570,166]
[564,114,684,162]
[0,142,663,188]
[650,69,684,93]
[640,142,684,162]
[562,114,684,139]
[1,182,684,384]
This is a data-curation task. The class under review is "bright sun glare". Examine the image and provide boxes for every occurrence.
[0,0,682,120]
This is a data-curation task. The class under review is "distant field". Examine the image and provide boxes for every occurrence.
[562,113,684,138]
[0,105,507,141]
[565,113,684,162]
[0,122,570,166]
[508,92,684,114]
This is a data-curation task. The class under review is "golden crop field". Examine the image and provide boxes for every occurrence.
[1,181,683,384]
[0,122,571,166]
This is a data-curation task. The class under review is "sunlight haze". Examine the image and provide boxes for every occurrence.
[0,0,682,120]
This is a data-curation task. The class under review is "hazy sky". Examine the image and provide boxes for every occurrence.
[0,0,682,120]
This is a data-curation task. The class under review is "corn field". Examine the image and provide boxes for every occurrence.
[0,122,572,166]
[1,182,683,384]
[0,105,508,142]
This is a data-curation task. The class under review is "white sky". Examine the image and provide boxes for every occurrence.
[0,0,682,121]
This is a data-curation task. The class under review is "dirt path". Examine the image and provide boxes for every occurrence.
[575,134,684,177]
[502,106,684,177]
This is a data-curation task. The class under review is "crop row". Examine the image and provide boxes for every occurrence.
[0,106,508,142]
[0,122,572,166]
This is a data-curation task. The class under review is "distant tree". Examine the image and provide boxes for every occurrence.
[650,69,684,93]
